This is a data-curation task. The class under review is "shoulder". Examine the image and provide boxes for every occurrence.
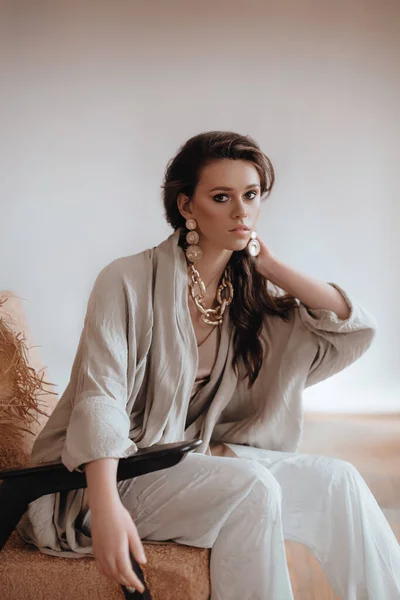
[85,248,156,313]
[94,247,155,288]
[88,231,178,301]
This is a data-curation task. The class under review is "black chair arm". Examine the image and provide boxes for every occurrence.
[0,439,202,551]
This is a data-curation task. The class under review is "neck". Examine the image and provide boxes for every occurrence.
[191,243,232,288]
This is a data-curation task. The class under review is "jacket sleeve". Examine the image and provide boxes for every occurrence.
[61,260,138,472]
[297,283,377,388]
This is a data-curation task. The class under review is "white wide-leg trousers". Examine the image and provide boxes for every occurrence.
[108,445,400,600]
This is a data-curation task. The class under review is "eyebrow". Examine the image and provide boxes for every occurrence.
[209,183,261,193]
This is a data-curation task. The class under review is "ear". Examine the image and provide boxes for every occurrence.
[177,193,194,221]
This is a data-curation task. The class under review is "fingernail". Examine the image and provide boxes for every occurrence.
[141,554,147,564]
[126,585,144,594]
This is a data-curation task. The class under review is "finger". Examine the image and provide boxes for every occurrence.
[125,586,143,595]
[119,570,144,594]
[102,562,144,594]
[119,573,144,593]
[95,555,116,578]
[128,525,147,565]
[96,556,133,589]
[117,545,145,593]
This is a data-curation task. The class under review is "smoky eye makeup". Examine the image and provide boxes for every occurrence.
[212,190,259,202]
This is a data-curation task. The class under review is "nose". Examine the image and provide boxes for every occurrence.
[231,199,248,219]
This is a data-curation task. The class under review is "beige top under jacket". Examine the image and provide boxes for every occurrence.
[17,229,377,557]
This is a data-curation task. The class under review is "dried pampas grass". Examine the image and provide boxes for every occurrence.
[0,295,57,456]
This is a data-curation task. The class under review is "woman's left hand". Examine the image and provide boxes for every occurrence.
[252,235,277,279]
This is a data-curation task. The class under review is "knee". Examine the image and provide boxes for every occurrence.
[331,457,362,482]
[311,455,362,488]
[237,460,282,516]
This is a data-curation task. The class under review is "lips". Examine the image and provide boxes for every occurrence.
[229,226,250,232]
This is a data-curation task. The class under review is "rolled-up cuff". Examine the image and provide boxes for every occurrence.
[61,397,138,472]
[298,282,377,334]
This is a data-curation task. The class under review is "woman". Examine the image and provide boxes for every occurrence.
[18,131,400,599]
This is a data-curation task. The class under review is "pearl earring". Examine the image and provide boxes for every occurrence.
[247,231,260,257]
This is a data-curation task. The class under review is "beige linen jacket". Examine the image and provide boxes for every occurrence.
[17,229,377,556]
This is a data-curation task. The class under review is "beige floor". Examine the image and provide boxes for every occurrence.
[285,412,400,599]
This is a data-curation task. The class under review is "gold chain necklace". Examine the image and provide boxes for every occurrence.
[188,264,234,326]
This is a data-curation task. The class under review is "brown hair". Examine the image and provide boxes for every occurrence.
[162,131,297,387]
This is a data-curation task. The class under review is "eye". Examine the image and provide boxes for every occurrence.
[213,194,229,203]
[212,190,258,202]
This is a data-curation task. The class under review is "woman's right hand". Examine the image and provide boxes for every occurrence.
[90,496,147,593]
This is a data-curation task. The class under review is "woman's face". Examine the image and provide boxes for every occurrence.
[179,159,262,253]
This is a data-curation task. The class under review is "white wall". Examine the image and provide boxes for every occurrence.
[1,0,399,412]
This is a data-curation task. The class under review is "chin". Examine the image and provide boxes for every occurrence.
[226,239,248,252]
[210,233,249,253]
